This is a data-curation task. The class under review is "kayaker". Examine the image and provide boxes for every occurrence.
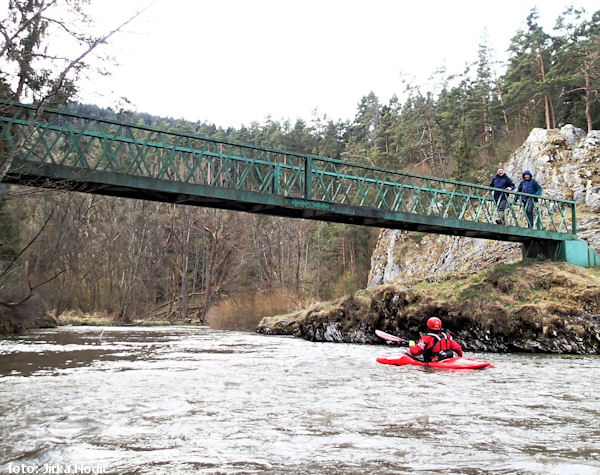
[409,317,463,362]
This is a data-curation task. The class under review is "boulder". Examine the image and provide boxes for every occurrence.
[0,292,57,334]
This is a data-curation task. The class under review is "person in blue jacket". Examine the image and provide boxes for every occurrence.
[489,166,515,224]
[516,170,542,228]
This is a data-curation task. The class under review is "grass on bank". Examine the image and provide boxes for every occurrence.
[54,291,317,330]
[411,260,600,308]
[259,259,600,336]
[56,310,172,327]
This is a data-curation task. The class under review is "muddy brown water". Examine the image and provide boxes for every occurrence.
[1,326,599,474]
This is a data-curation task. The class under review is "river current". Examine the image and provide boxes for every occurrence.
[0,326,599,474]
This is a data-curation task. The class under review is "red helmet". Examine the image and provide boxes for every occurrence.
[427,317,442,330]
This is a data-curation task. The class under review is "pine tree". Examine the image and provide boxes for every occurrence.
[505,9,558,130]
[346,92,380,165]
[554,8,600,131]
[451,127,473,182]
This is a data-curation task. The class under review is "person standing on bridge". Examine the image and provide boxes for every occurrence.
[489,166,515,225]
[516,170,542,228]
[409,317,463,362]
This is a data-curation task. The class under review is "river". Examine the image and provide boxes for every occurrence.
[0,326,599,474]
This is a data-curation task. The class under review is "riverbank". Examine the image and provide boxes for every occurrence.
[0,288,304,334]
[257,261,600,354]
[0,308,176,334]
[4,261,600,355]
[55,310,173,327]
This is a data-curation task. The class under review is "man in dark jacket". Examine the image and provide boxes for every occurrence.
[517,170,542,228]
[489,166,515,224]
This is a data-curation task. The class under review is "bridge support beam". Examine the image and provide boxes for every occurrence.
[522,240,599,267]
[522,241,560,261]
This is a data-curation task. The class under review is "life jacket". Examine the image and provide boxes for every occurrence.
[423,332,455,362]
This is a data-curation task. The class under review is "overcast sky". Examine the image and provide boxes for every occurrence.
[78,0,598,128]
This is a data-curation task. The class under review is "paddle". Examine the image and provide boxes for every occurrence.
[375,329,405,344]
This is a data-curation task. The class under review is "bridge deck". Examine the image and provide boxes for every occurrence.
[1,101,578,244]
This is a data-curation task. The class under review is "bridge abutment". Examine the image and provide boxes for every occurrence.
[522,240,600,267]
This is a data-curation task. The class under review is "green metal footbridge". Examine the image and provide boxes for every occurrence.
[1,100,598,267]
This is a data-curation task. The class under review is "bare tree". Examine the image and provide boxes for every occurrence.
[1,0,151,181]
[0,1,152,316]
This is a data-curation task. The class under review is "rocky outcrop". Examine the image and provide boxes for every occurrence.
[258,262,600,354]
[258,127,600,354]
[0,293,57,334]
[369,126,600,286]
[368,230,522,286]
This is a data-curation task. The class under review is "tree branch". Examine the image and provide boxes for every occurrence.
[0,204,57,283]
[41,2,156,106]
[561,87,586,96]
[29,268,66,292]
[0,0,60,59]
[0,3,154,182]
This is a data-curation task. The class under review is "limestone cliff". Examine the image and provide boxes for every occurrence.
[368,126,600,286]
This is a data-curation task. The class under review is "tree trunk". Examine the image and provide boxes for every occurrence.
[201,229,218,323]
[538,50,551,130]
[341,237,346,272]
[424,108,437,171]
[549,94,556,128]
[543,94,551,129]
[295,235,301,297]
[584,67,592,133]
[495,80,511,135]
[316,225,321,299]
[180,212,191,320]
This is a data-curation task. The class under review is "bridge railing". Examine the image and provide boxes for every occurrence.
[0,101,576,235]
[308,157,576,234]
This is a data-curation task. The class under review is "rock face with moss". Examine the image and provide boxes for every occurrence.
[257,262,600,354]
[368,126,600,286]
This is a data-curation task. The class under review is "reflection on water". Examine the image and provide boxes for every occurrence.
[1,326,599,474]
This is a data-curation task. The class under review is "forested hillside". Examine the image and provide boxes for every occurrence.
[1,5,599,328]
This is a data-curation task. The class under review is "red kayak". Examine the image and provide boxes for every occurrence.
[377,353,493,370]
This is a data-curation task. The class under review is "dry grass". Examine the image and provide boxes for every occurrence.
[482,261,600,305]
[257,259,600,345]
[383,261,596,321]
[56,310,174,326]
[408,261,600,309]
[206,290,312,331]
[400,261,600,336]
[56,310,118,326]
